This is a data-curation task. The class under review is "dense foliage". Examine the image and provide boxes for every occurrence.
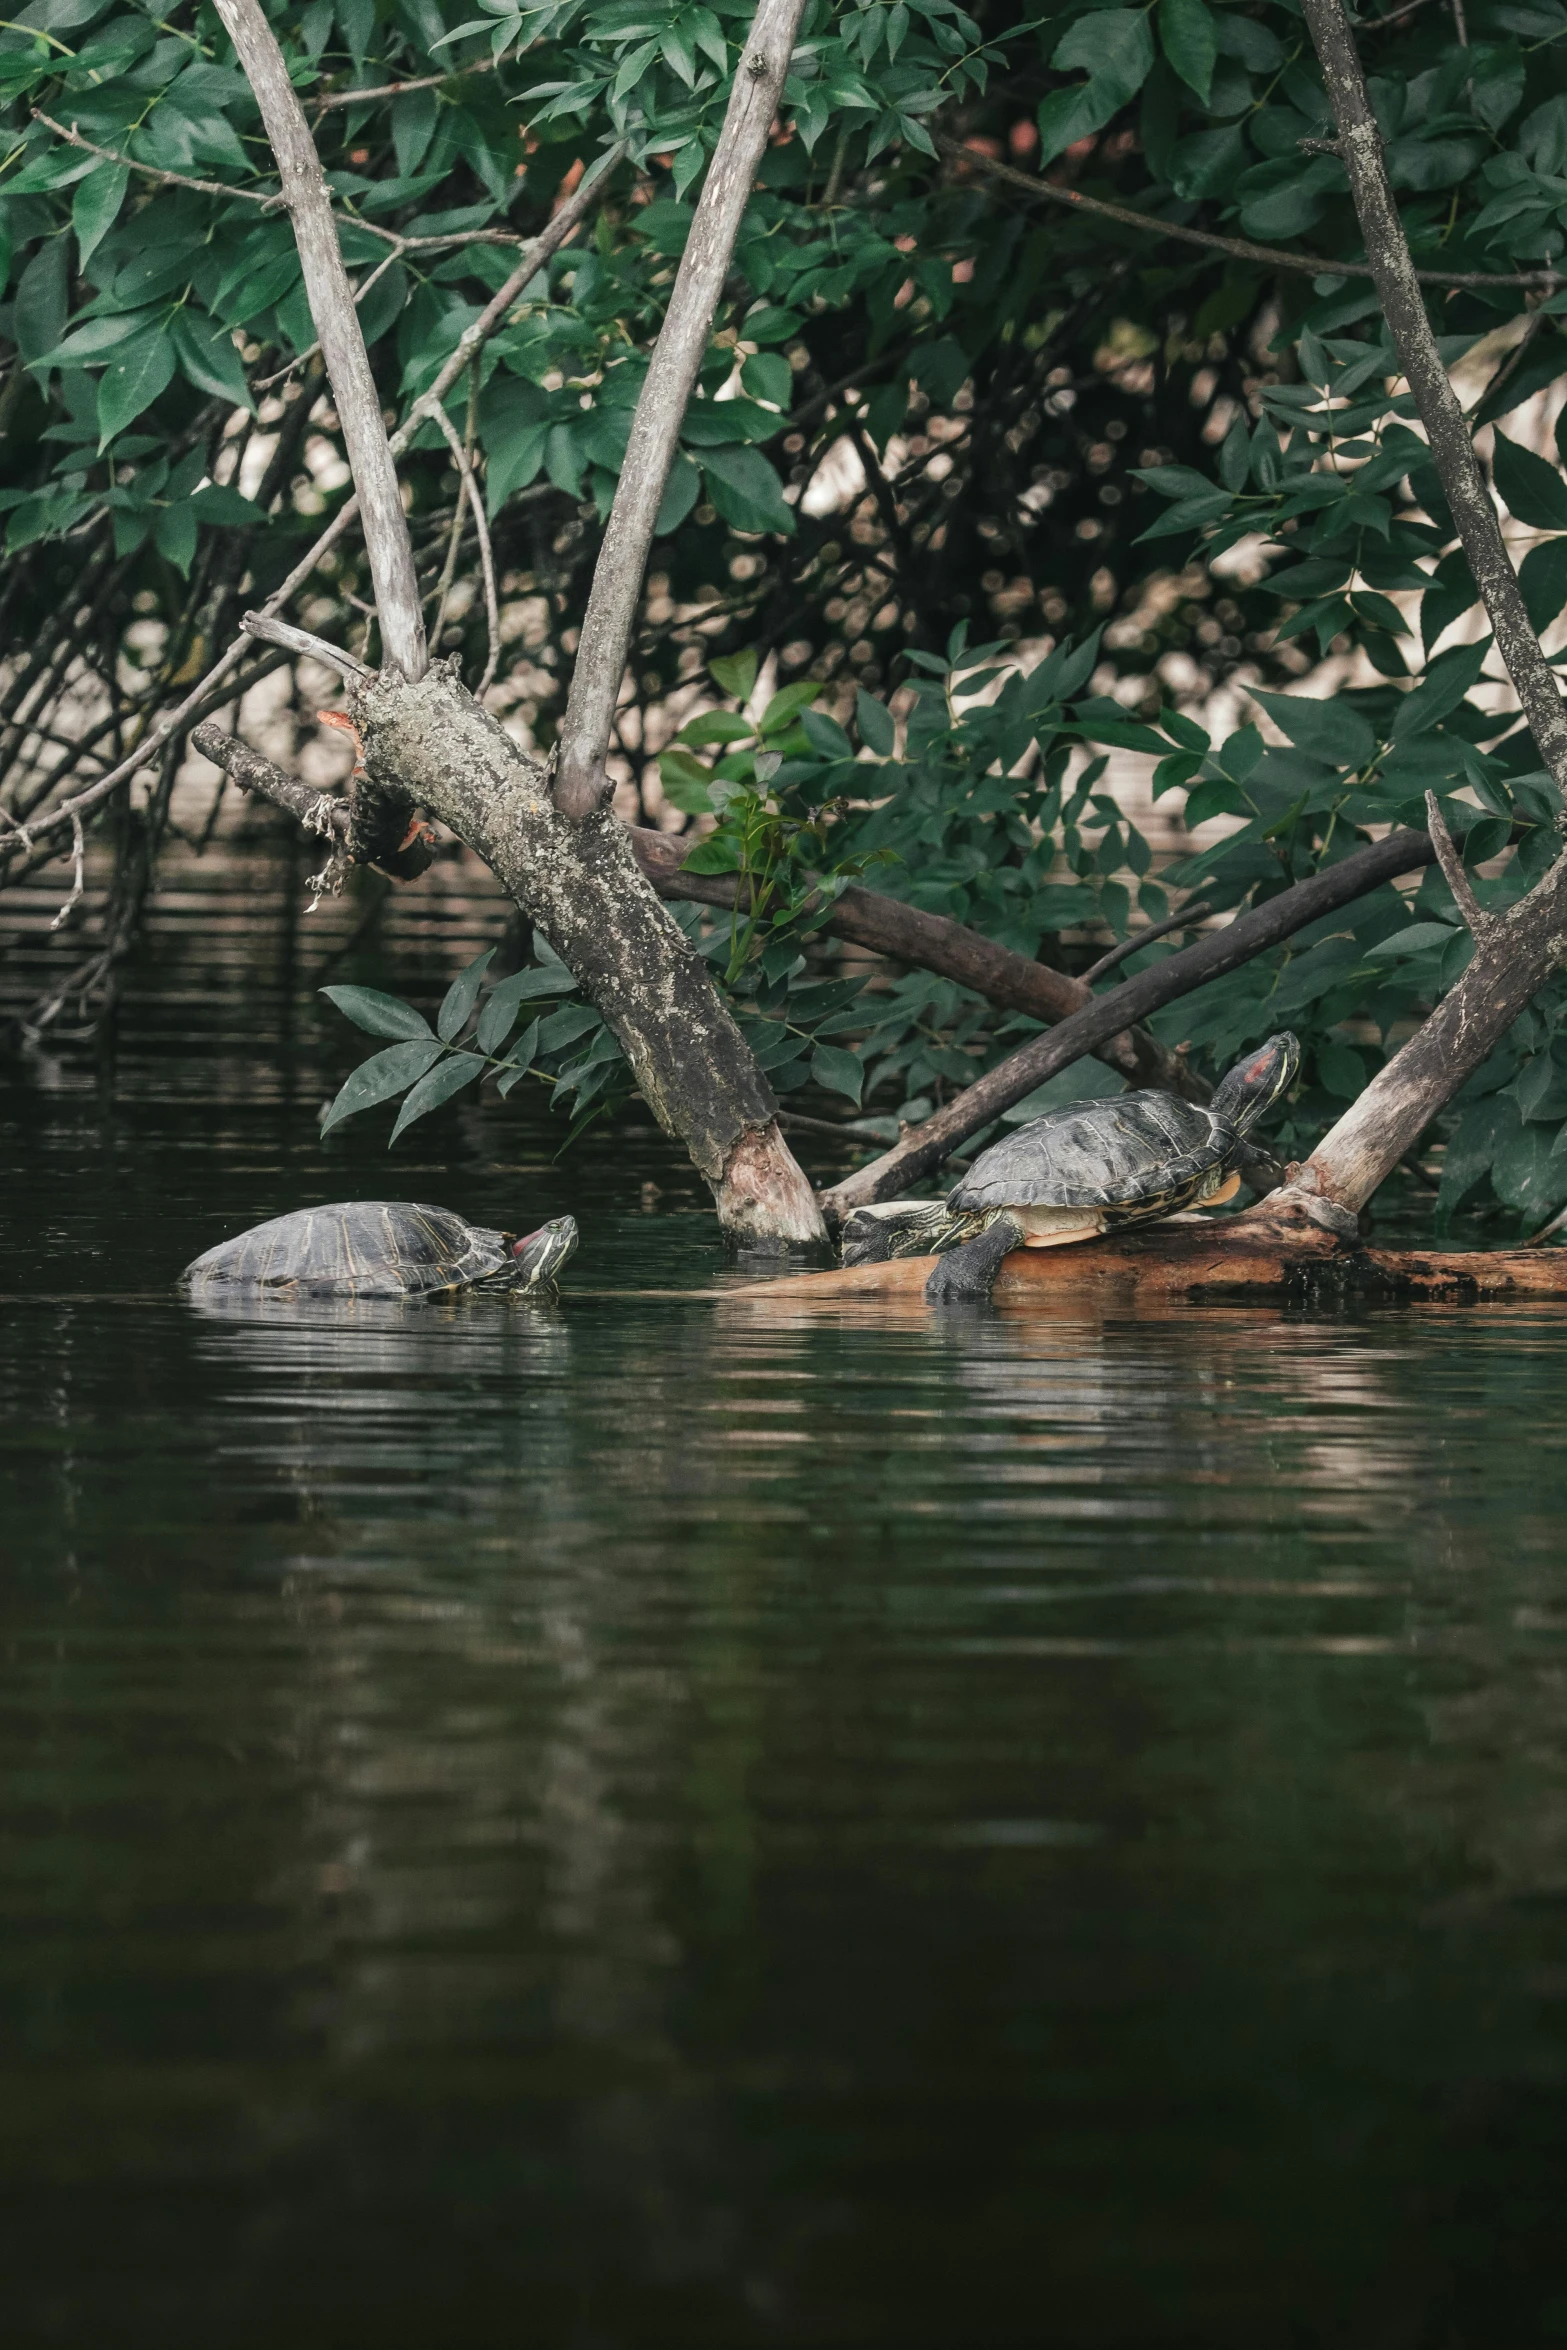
[5,0,1567,1228]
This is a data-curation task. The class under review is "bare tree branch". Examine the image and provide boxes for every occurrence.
[1423,789,1489,936]
[1079,903,1211,985]
[240,613,373,679]
[1267,0,1567,1217]
[936,132,1565,293]
[552,0,811,820]
[35,111,541,251]
[432,403,500,696]
[1301,0,1567,802]
[628,824,1208,1094]
[212,0,426,680]
[818,827,1444,1215]
[313,58,494,109]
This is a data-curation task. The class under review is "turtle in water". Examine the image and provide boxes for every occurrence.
[183,1201,578,1300]
[841,1032,1299,1303]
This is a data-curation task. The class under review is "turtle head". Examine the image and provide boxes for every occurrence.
[1211,1032,1300,1134]
[508,1214,578,1291]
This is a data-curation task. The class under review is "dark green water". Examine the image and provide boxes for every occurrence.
[5,896,1567,2343]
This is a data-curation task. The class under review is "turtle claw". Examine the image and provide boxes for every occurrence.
[924,1215,1023,1304]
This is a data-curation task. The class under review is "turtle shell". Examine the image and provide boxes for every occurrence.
[949,1092,1234,1219]
[184,1201,511,1298]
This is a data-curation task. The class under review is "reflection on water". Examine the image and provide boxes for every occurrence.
[4,845,1567,2345]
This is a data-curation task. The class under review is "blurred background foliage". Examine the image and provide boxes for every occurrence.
[5,0,1567,1232]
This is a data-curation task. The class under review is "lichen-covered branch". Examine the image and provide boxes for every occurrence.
[1280,0,1567,1214]
[1300,0,1567,801]
[211,0,426,680]
[552,0,810,820]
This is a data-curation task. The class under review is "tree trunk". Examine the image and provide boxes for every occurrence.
[352,667,824,1241]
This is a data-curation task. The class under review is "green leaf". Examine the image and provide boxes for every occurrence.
[13,240,69,367]
[389,1050,487,1142]
[1054,7,1156,92]
[1246,687,1376,771]
[741,350,792,407]
[190,484,264,526]
[710,647,758,699]
[1316,1042,1367,1100]
[700,444,795,536]
[1363,921,1459,960]
[437,947,495,1043]
[72,161,128,271]
[680,830,743,873]
[1492,430,1567,531]
[321,985,433,1040]
[681,397,778,446]
[496,1018,542,1094]
[1519,536,1567,635]
[912,337,970,410]
[1158,0,1215,101]
[1438,1094,1519,1217]
[1492,1121,1567,1220]
[659,746,717,813]
[759,681,822,736]
[535,1001,601,1054]
[856,689,896,756]
[655,449,700,536]
[170,311,255,413]
[155,500,197,576]
[800,708,855,760]
[321,1038,444,1132]
[474,964,579,1055]
[97,332,177,449]
[812,1043,864,1105]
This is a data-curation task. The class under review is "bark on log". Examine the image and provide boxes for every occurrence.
[739,1203,1567,1306]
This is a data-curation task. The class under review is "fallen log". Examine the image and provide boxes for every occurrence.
[738,1200,1567,1306]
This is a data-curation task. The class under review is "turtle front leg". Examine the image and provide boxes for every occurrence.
[924,1214,1025,1304]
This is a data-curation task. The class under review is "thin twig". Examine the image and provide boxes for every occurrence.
[34,110,551,254]
[49,810,85,931]
[935,133,1565,292]
[240,612,372,678]
[313,57,493,109]
[1423,790,1489,934]
[1079,901,1210,984]
[1,153,618,863]
[253,246,401,392]
[34,112,283,209]
[1525,1198,1567,1247]
[429,378,475,644]
[432,400,500,693]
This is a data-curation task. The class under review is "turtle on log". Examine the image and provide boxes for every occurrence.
[841,1032,1300,1303]
[184,1202,578,1300]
